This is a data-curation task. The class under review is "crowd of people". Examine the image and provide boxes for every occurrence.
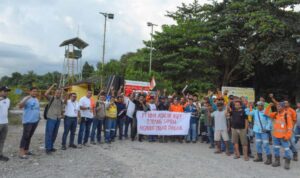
[0,84,299,171]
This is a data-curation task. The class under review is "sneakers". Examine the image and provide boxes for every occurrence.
[77,144,83,149]
[90,141,96,145]
[61,145,67,150]
[0,155,9,162]
[51,148,57,152]
[83,143,91,147]
[69,144,77,148]
[45,150,52,155]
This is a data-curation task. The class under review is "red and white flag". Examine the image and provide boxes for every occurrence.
[150,76,156,90]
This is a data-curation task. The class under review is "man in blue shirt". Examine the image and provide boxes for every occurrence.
[185,97,200,143]
[18,87,40,159]
[245,101,272,164]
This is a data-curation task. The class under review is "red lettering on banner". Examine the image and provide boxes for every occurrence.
[168,125,183,130]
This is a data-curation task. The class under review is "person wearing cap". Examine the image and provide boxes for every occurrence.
[0,86,11,161]
[62,93,80,150]
[105,96,118,143]
[115,95,126,140]
[18,87,40,159]
[245,101,272,164]
[157,93,169,143]
[269,94,298,161]
[184,97,199,143]
[147,95,158,142]
[265,102,293,169]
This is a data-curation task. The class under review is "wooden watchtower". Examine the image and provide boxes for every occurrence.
[59,37,88,87]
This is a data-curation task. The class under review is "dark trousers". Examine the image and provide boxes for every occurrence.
[90,118,103,142]
[124,116,132,138]
[116,117,125,139]
[20,122,38,150]
[77,118,93,144]
[0,124,8,155]
[62,116,77,146]
[131,117,143,140]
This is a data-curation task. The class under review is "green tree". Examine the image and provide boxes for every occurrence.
[82,61,94,79]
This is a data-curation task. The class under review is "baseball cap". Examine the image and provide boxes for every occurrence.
[0,86,11,92]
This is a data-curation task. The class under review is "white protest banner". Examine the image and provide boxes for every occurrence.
[137,111,191,135]
[126,100,136,118]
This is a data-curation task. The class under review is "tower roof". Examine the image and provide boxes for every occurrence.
[59,37,89,49]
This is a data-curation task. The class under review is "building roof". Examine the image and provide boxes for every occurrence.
[59,37,89,49]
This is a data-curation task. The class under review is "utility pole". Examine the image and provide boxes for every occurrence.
[99,12,114,89]
[147,22,157,75]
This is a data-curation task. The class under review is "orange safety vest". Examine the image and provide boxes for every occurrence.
[265,105,293,139]
[285,107,297,125]
[169,104,184,112]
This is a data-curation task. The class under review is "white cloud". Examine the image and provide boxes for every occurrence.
[0,0,208,77]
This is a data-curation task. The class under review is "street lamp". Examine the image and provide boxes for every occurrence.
[147,22,157,74]
[99,12,114,89]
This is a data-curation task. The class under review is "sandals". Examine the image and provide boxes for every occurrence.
[233,155,240,159]
[214,150,222,154]
[26,151,35,156]
[19,155,28,159]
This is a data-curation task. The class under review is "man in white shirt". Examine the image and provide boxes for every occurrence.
[62,93,80,150]
[77,90,94,147]
[0,86,11,161]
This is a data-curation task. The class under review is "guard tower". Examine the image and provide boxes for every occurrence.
[59,37,88,87]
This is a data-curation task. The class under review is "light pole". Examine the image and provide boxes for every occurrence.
[99,12,114,89]
[147,22,157,74]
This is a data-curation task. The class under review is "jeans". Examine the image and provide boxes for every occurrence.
[207,126,214,146]
[0,124,8,155]
[124,116,132,138]
[20,122,39,150]
[289,132,297,154]
[273,137,291,159]
[105,118,116,142]
[186,117,197,142]
[295,126,300,144]
[116,117,125,139]
[90,119,103,142]
[45,118,61,151]
[255,132,271,155]
[62,116,77,146]
[77,117,93,144]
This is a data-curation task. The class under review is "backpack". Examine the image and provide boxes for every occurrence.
[43,97,55,120]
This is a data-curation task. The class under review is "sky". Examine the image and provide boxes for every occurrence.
[0,0,200,77]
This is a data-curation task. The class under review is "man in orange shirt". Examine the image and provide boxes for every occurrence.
[269,94,298,161]
[265,102,293,170]
[169,98,184,142]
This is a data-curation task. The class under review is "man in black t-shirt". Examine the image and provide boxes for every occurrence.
[157,96,169,143]
[230,101,249,161]
[131,95,149,142]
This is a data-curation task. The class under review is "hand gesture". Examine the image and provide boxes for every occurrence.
[269,93,274,98]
